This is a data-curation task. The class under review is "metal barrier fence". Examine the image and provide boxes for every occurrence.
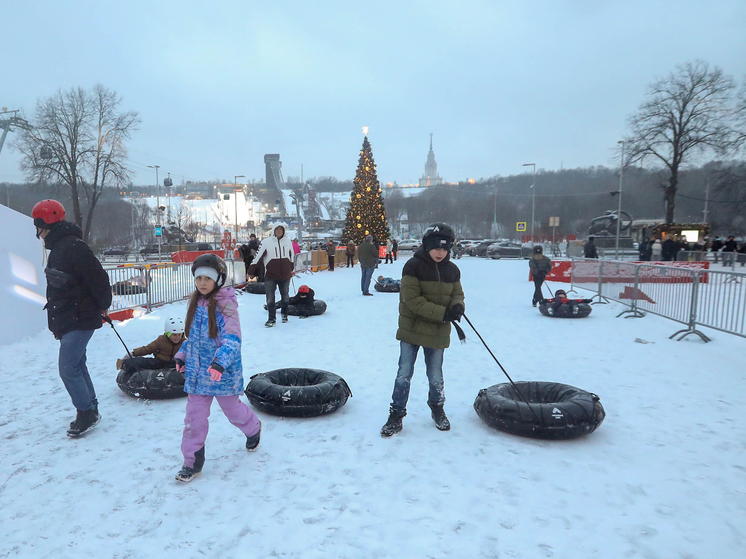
[106,259,244,313]
[568,258,746,341]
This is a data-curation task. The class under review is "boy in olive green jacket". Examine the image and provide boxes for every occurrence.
[381,223,465,438]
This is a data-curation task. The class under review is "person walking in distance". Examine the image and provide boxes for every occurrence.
[345,240,356,268]
[325,239,336,271]
[381,223,465,437]
[584,236,598,259]
[357,235,378,296]
[32,199,112,438]
[392,238,399,261]
[174,254,261,482]
[528,245,552,307]
[248,222,295,327]
[385,238,394,264]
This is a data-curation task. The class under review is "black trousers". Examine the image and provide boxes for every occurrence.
[328,255,335,271]
[346,255,354,267]
[532,277,544,304]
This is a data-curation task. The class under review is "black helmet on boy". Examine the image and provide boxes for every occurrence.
[422,223,455,253]
[191,254,227,288]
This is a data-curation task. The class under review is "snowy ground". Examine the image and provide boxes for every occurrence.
[0,257,744,559]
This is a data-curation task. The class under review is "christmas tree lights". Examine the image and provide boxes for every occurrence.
[342,134,390,245]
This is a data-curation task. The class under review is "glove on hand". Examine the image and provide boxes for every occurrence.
[175,358,185,373]
[581,299,592,304]
[443,303,465,323]
[208,366,223,382]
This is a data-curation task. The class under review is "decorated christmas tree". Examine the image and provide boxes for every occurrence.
[342,131,390,245]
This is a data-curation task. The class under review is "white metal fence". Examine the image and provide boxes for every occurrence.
[568,258,746,341]
[106,259,245,313]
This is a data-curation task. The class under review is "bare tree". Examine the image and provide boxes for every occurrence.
[172,202,193,250]
[16,85,139,241]
[624,61,743,223]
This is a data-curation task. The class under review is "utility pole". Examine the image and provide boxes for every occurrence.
[614,141,625,260]
[148,165,161,261]
[234,175,245,241]
[703,177,710,223]
[522,163,536,246]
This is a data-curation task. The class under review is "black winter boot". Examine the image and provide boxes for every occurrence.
[246,421,262,451]
[67,408,101,438]
[380,407,407,438]
[175,446,205,483]
[429,404,451,431]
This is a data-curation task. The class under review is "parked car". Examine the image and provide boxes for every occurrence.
[488,242,532,259]
[103,246,129,256]
[466,241,495,257]
[397,239,421,251]
[139,244,160,256]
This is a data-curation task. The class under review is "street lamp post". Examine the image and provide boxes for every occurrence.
[147,165,161,261]
[234,175,245,241]
[615,141,625,260]
[523,163,536,246]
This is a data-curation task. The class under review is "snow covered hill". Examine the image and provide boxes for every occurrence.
[0,258,743,558]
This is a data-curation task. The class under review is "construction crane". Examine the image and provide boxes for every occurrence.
[0,108,31,157]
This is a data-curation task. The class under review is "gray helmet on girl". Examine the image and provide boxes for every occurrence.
[191,254,228,288]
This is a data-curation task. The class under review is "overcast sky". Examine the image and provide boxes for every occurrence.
[2,0,745,187]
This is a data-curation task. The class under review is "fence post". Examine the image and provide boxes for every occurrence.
[669,270,711,342]
[145,267,152,312]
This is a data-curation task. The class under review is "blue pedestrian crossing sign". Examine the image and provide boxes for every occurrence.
[516,222,527,232]
[155,226,162,237]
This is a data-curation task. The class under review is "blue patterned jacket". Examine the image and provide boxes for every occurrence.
[175,287,243,396]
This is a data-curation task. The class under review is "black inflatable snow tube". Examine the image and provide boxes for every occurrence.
[263,300,327,316]
[539,302,592,318]
[245,368,352,417]
[244,282,266,294]
[374,282,400,293]
[116,367,186,400]
[473,381,605,440]
[112,282,147,295]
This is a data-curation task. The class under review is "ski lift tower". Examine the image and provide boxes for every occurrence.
[264,154,289,216]
[0,109,31,157]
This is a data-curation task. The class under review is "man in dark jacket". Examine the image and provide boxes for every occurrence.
[32,199,112,438]
[710,236,723,263]
[661,237,678,261]
[528,245,552,306]
[381,223,465,438]
[326,239,336,271]
[722,235,737,266]
[357,235,379,296]
[584,236,598,259]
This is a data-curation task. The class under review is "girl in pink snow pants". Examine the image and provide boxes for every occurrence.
[174,255,261,482]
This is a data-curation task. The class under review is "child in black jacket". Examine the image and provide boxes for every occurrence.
[288,285,315,318]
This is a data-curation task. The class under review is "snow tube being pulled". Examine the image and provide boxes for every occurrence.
[374,282,400,293]
[244,282,266,294]
[539,302,592,318]
[473,381,605,440]
[245,368,352,417]
[116,367,186,400]
[264,300,327,316]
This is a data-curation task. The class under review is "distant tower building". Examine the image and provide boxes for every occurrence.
[419,133,443,187]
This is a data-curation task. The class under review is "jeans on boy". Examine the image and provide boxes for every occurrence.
[361,266,375,294]
[58,329,97,411]
[390,341,445,411]
[265,278,290,318]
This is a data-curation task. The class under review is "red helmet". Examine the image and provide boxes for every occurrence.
[299,285,310,294]
[32,199,66,228]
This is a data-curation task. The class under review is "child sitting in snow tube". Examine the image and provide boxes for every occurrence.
[116,316,187,399]
[539,290,593,318]
[264,285,326,317]
[288,285,316,318]
[374,276,401,292]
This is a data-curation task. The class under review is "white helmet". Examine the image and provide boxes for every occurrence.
[164,316,185,335]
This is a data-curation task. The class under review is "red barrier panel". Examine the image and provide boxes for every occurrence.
[530,261,711,283]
